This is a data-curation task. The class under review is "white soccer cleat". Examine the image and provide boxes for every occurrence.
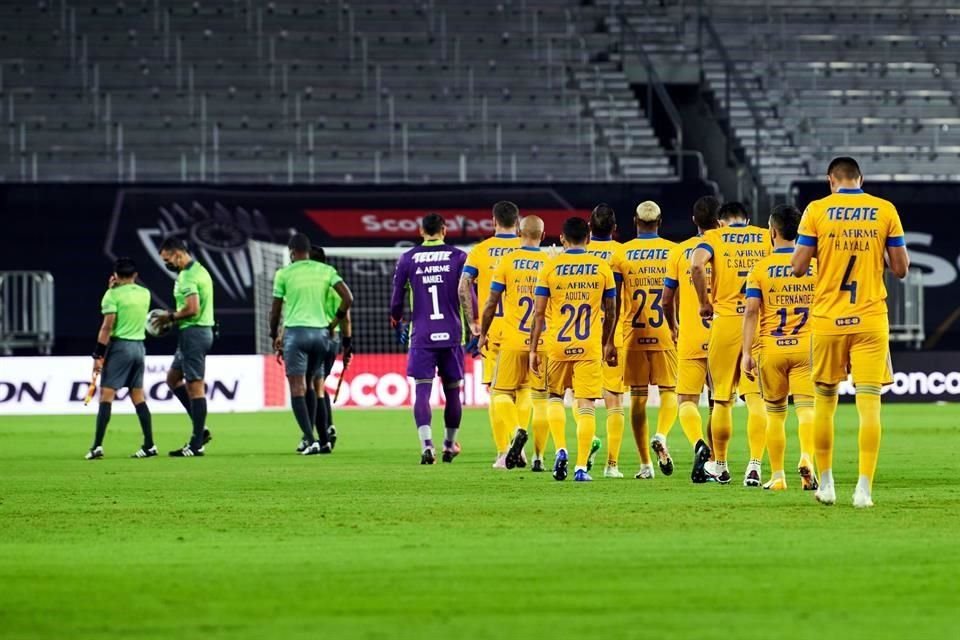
[852,487,874,509]
[634,464,655,480]
[743,460,762,487]
[492,454,507,469]
[815,483,837,506]
[603,464,625,479]
[84,446,104,460]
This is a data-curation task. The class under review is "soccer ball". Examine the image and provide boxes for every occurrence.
[145,309,171,338]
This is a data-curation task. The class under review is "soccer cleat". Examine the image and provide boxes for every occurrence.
[492,454,507,469]
[169,444,204,457]
[691,440,712,484]
[634,464,655,480]
[131,445,157,459]
[296,439,308,453]
[318,443,333,455]
[586,437,602,472]
[553,449,569,481]
[743,461,762,488]
[852,487,874,509]
[300,442,321,456]
[573,469,592,482]
[603,464,625,479]
[442,442,461,463]
[531,458,545,473]
[517,449,528,468]
[505,428,529,470]
[716,468,732,485]
[328,425,338,451]
[84,446,104,460]
[203,428,212,445]
[798,460,819,491]
[815,483,837,506]
[763,475,788,491]
[421,448,436,465]
[650,436,674,476]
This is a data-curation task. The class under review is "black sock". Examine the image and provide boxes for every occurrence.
[314,392,329,445]
[172,385,193,418]
[135,402,154,449]
[305,386,317,431]
[93,402,112,448]
[323,392,333,431]
[291,396,315,443]
[189,397,207,450]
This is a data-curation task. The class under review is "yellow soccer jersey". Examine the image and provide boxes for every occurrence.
[464,234,521,342]
[798,187,905,334]
[746,248,817,354]
[616,233,677,351]
[586,237,626,348]
[535,249,616,362]
[665,235,712,360]
[490,246,547,351]
[697,224,769,317]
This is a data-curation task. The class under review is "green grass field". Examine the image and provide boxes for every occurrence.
[1,404,957,639]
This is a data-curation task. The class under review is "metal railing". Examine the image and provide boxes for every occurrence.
[0,271,55,355]
[887,268,924,349]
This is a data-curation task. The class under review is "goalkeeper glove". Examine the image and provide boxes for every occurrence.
[464,335,481,358]
[392,320,410,346]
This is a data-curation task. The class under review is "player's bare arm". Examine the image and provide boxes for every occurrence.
[93,313,116,375]
[886,245,910,280]
[528,294,548,374]
[662,285,678,344]
[327,280,354,333]
[791,244,816,278]
[690,247,713,319]
[457,273,479,335]
[741,297,760,380]
[268,297,284,357]
[601,295,618,366]
[477,288,503,352]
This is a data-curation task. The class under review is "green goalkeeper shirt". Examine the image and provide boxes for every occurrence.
[174,260,216,328]
[100,283,151,340]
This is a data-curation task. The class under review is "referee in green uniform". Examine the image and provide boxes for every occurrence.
[270,234,353,455]
[87,257,155,460]
[154,238,216,457]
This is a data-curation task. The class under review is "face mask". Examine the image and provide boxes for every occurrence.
[164,261,178,273]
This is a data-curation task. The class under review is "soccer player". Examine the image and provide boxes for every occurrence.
[585,204,626,478]
[691,202,769,484]
[392,213,469,464]
[86,258,155,460]
[529,216,618,482]
[459,201,521,466]
[791,157,909,508]
[479,215,550,471]
[269,233,353,455]
[614,201,678,480]
[662,196,719,482]
[741,205,818,491]
[154,238,216,457]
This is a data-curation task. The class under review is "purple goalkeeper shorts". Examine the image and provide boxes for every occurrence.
[407,346,464,383]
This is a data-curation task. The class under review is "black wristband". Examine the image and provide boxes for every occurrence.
[335,309,347,320]
[342,336,353,351]
[93,342,107,359]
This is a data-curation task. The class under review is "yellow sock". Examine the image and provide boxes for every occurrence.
[491,391,516,454]
[531,391,550,457]
[488,396,500,452]
[765,401,788,474]
[516,387,532,431]
[606,406,625,466]
[547,397,567,451]
[655,388,678,438]
[678,401,704,448]
[712,401,733,463]
[814,383,839,474]
[575,405,597,468]
[856,386,883,489]
[795,396,815,464]
[629,388,650,464]
[745,393,767,463]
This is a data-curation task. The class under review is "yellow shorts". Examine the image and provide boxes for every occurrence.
[491,349,546,393]
[677,358,708,396]
[707,315,747,401]
[482,342,500,386]
[812,331,893,386]
[758,350,814,401]
[738,371,761,398]
[623,349,678,389]
[602,347,626,394]
[547,359,603,399]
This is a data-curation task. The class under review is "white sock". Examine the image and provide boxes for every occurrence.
[653,433,666,444]
[716,460,728,471]
[417,424,432,447]
[820,469,834,487]
[856,474,871,495]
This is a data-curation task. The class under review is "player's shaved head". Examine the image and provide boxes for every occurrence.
[421,212,446,236]
[590,204,617,237]
[113,257,137,279]
[492,201,520,229]
[288,232,311,253]
[692,195,720,230]
[561,217,589,245]
[769,205,802,241]
[717,201,749,222]
[520,215,544,240]
[827,156,861,181]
